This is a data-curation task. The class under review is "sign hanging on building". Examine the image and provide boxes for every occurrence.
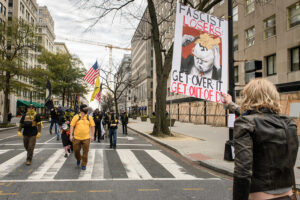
[170,3,228,103]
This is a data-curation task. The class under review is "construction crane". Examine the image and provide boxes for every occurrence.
[57,36,132,87]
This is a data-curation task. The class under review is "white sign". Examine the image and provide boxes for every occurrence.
[171,3,228,103]
[228,113,236,128]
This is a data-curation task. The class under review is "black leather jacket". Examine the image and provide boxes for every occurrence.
[229,102,299,200]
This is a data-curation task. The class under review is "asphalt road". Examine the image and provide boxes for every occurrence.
[0,123,232,200]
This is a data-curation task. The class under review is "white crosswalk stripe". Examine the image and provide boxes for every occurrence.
[0,148,217,181]
[117,149,152,179]
[145,150,196,179]
[41,150,68,179]
[28,149,65,180]
[0,149,42,179]
[79,149,96,180]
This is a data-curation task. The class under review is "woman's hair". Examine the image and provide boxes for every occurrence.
[240,78,281,114]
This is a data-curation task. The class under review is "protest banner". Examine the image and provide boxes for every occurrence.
[171,3,228,103]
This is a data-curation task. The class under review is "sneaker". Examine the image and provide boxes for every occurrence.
[26,160,31,165]
[50,131,52,135]
[81,166,86,170]
[64,154,68,158]
[76,160,80,166]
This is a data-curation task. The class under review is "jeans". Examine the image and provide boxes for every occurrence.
[23,135,36,162]
[109,128,117,148]
[50,119,60,139]
[73,139,90,166]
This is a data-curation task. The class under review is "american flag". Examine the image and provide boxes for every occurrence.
[84,61,100,85]
[95,83,103,102]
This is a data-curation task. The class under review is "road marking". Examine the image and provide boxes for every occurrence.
[183,188,204,191]
[6,182,14,187]
[0,178,220,182]
[228,188,232,191]
[79,149,95,180]
[117,136,135,141]
[0,150,10,155]
[28,149,64,180]
[145,150,195,179]
[0,143,152,146]
[41,150,67,179]
[0,135,18,141]
[48,190,76,193]
[0,190,17,195]
[117,149,152,179]
[138,189,160,191]
[93,149,104,179]
[0,149,42,179]
[0,151,27,179]
[44,136,56,144]
[89,190,112,193]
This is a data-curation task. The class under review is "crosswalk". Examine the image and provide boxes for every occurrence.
[0,148,220,182]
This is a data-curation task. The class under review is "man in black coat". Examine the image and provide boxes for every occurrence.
[93,109,103,142]
[121,111,129,135]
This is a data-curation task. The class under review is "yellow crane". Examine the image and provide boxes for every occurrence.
[56,36,131,73]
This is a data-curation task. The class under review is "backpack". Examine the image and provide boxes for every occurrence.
[73,114,90,127]
[23,114,37,128]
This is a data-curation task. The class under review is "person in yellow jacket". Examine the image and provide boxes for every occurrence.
[70,104,95,170]
[18,104,42,165]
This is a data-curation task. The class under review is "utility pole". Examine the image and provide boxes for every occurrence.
[224,0,235,161]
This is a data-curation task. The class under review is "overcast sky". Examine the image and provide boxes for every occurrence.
[36,0,146,108]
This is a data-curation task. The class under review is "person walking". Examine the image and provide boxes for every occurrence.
[121,111,128,135]
[17,104,42,165]
[104,111,111,138]
[49,107,59,137]
[108,113,118,149]
[57,106,65,141]
[69,104,95,170]
[93,109,103,142]
[222,78,298,200]
[7,112,12,123]
[60,108,74,157]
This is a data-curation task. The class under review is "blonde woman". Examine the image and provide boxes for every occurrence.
[222,79,298,200]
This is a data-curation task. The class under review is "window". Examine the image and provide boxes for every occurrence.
[233,35,238,51]
[245,0,255,15]
[39,18,42,22]
[8,0,13,7]
[3,6,6,16]
[234,66,239,83]
[291,46,300,71]
[0,3,2,14]
[245,26,255,47]
[264,15,276,38]
[20,2,24,14]
[38,28,42,33]
[288,2,300,29]
[233,6,238,22]
[266,54,276,76]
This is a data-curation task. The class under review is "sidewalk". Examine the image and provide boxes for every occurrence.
[128,118,300,187]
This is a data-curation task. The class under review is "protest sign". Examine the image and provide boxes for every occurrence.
[171,3,228,103]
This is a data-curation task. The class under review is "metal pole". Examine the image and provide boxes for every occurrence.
[228,0,235,140]
[224,0,235,161]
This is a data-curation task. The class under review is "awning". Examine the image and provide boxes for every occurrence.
[17,100,44,108]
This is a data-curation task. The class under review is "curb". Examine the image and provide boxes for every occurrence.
[128,126,234,177]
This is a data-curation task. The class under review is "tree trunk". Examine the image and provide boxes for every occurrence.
[3,72,11,124]
[114,95,119,118]
[62,88,65,107]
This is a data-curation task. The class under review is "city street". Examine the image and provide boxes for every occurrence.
[0,124,232,200]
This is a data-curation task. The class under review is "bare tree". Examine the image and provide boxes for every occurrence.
[100,63,138,117]
[75,0,222,136]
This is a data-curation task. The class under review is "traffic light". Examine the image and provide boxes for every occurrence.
[245,60,263,84]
